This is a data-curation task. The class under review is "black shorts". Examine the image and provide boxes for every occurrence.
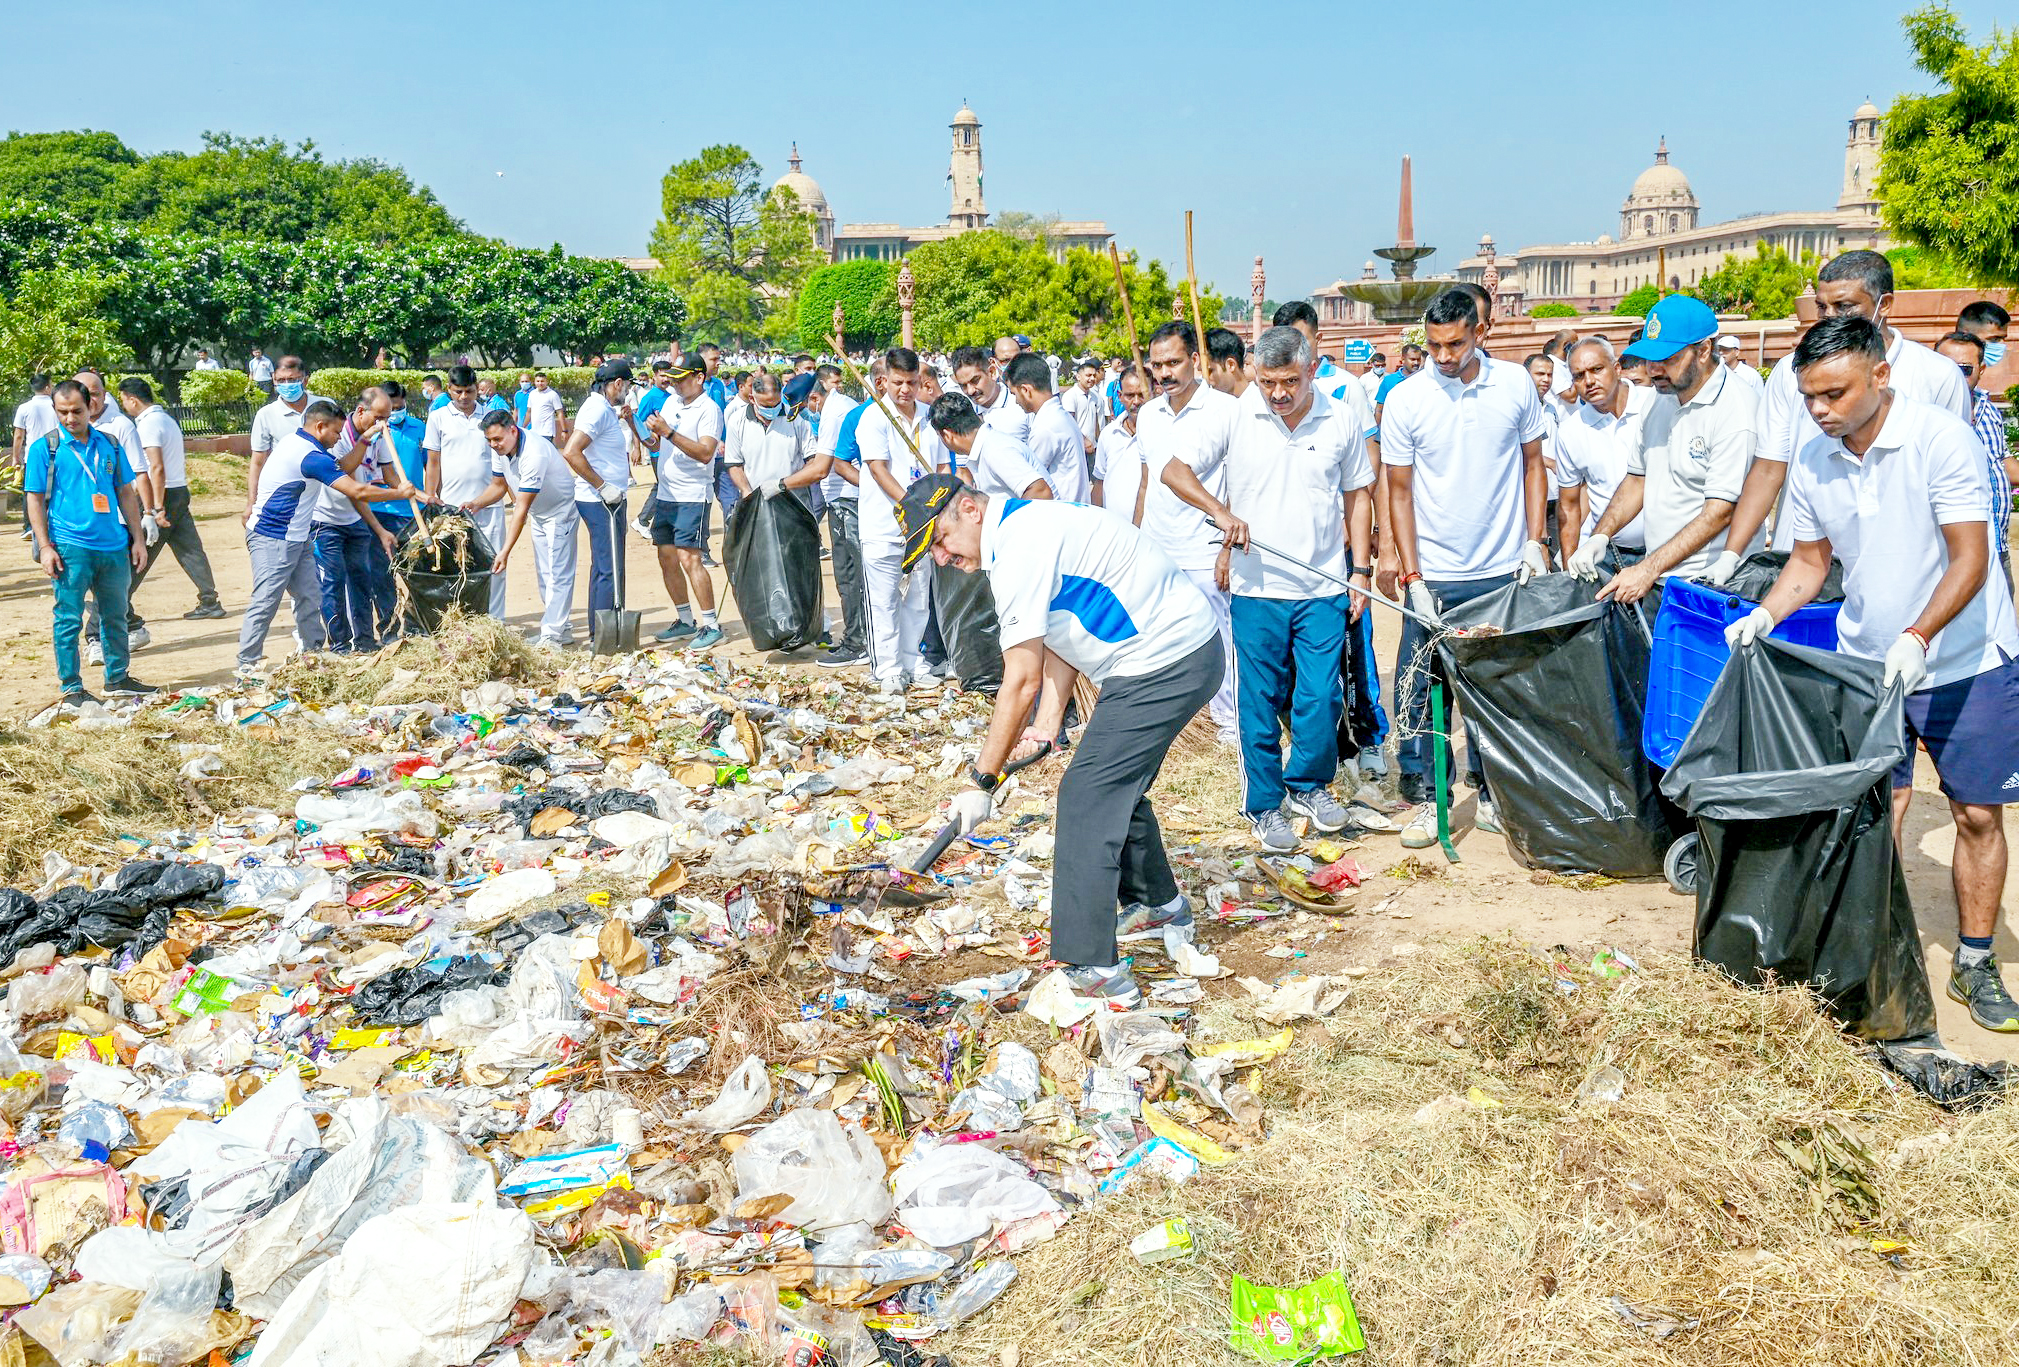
[651,499,707,549]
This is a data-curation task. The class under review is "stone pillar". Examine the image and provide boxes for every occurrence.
[1250,256,1266,349]
[832,300,845,350]
[897,261,916,350]
[1478,234,1499,322]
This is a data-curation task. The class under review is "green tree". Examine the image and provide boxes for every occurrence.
[1879,5,2019,285]
[648,145,823,345]
[798,260,899,350]
[1616,284,1661,316]
[1689,242,1817,319]
[1884,244,1991,289]
[0,267,123,381]
[1528,301,1579,318]
[0,131,142,217]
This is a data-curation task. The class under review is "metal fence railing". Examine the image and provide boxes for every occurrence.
[163,401,262,439]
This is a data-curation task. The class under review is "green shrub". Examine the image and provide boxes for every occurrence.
[302,366,596,406]
[798,261,899,351]
[180,368,252,405]
[1615,285,1661,317]
[1528,301,1579,319]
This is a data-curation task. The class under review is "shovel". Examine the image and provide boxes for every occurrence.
[592,496,641,655]
[885,742,1055,908]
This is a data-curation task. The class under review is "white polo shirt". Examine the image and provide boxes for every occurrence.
[1786,396,2019,690]
[568,391,631,502]
[654,394,724,503]
[424,403,497,506]
[497,428,577,519]
[1024,395,1089,503]
[814,392,860,502]
[315,420,383,527]
[91,405,148,478]
[249,430,345,542]
[966,426,1053,499]
[1317,371,1381,448]
[1136,383,1239,575]
[1220,386,1374,599]
[250,395,325,456]
[1553,385,1654,548]
[1760,326,1971,465]
[980,495,1217,685]
[133,404,188,491]
[1723,359,1765,395]
[1378,357,1546,580]
[855,399,945,548]
[725,411,806,487]
[11,393,55,448]
[1060,383,1102,445]
[1092,418,1146,522]
[981,382,1030,445]
[526,386,567,440]
[1630,364,1762,575]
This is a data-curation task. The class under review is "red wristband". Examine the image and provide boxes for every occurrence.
[1903,628,1930,654]
[1399,572,1423,588]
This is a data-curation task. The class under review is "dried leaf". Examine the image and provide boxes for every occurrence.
[529,806,575,837]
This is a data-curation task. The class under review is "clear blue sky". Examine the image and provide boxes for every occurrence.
[8,0,1979,302]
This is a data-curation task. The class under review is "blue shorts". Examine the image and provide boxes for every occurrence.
[1892,652,2019,804]
[651,499,707,550]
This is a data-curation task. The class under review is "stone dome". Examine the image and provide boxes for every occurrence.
[1854,99,1881,121]
[1626,137,1694,204]
[772,143,827,213]
[952,104,980,127]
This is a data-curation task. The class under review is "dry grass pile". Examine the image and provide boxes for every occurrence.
[272,610,554,706]
[0,715,350,882]
[952,941,2018,1367]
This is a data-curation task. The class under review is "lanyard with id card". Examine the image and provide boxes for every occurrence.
[50,430,115,514]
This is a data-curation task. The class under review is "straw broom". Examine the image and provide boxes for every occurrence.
[1163,212,1227,757]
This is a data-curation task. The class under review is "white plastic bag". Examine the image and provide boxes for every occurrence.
[108,1258,221,1365]
[891,1143,1059,1246]
[731,1109,891,1230]
[1098,1012,1186,1069]
[682,1056,771,1131]
[243,1202,533,1367]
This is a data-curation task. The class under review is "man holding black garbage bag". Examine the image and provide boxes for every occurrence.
[1726,316,2019,1034]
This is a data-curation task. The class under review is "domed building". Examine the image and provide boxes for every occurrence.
[771,144,834,255]
[1453,103,1889,313]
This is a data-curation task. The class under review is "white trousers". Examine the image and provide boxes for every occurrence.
[529,507,578,644]
[1183,566,1239,735]
[863,541,929,683]
[473,505,510,618]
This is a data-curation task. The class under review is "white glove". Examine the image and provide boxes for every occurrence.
[597,482,627,508]
[1406,580,1440,625]
[1516,539,1550,585]
[1565,533,1609,581]
[760,478,785,500]
[1882,632,1930,694]
[140,513,160,548]
[947,787,993,834]
[1702,549,1742,587]
[1724,605,1775,650]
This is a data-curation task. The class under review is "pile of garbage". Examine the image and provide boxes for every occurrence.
[0,644,1361,1367]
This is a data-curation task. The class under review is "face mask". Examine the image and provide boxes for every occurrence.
[1985,342,2007,367]
[518,380,530,390]
[275,380,305,403]
[757,402,783,420]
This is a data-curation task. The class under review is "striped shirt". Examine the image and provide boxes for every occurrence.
[1965,387,2012,554]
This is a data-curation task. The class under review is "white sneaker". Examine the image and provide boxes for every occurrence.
[1358,748,1389,778]
[907,670,943,692]
[128,625,150,650]
[1475,798,1504,835]
[1399,804,1437,850]
[876,675,905,697]
[85,642,104,666]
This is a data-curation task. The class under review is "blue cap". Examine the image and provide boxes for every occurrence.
[783,372,819,406]
[1622,295,1718,361]
[1342,339,1374,363]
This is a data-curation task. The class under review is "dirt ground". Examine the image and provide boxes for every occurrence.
[1,469,2013,1067]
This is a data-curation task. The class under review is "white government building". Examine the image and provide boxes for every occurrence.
[1420,103,1885,315]
[770,105,1112,265]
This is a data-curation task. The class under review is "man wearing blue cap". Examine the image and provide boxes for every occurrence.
[1570,294,1762,607]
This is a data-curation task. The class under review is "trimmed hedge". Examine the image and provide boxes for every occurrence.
[179,368,254,405]
[303,366,597,406]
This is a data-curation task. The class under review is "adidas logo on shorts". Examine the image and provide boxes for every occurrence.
[2003,773,2019,792]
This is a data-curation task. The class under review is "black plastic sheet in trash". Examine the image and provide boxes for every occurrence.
[348,954,507,1026]
[500,786,658,832]
[1874,1037,2012,1112]
[395,512,496,634]
[725,493,824,652]
[0,858,223,965]
[1436,574,1676,876]
[1661,638,1936,1042]
[1718,550,1847,604]
[931,562,1003,692]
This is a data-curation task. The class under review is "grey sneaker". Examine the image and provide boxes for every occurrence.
[1475,798,1504,835]
[1117,895,1194,943]
[1949,955,2019,1032]
[655,620,697,642]
[1249,807,1298,854]
[691,625,724,649]
[1061,962,1141,1007]
[1286,787,1350,833]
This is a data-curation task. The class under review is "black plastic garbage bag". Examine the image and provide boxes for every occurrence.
[1719,550,1847,604]
[349,954,507,1026]
[931,563,1003,692]
[1661,638,1936,1042]
[394,512,495,633]
[726,493,824,652]
[0,858,224,965]
[500,786,658,831]
[1874,1037,2011,1112]
[1436,573,1675,876]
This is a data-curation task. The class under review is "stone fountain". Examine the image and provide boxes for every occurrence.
[1340,157,1451,324]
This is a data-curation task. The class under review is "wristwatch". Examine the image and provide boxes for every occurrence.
[967,766,1000,793]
